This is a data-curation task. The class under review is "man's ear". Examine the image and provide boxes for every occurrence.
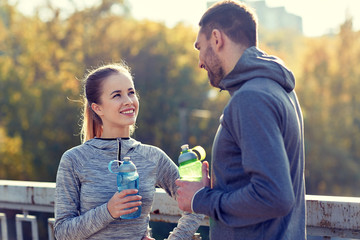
[91,103,103,116]
[211,29,224,51]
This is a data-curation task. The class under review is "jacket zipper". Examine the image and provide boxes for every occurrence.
[117,138,135,165]
[117,139,121,166]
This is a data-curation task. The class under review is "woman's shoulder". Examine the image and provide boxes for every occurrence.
[60,143,93,167]
[134,142,170,160]
[136,143,164,155]
[63,143,91,156]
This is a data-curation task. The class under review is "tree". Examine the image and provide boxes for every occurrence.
[0,0,218,180]
[298,18,360,196]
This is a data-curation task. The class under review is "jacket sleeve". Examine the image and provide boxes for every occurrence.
[54,150,114,240]
[193,89,295,227]
[154,148,205,240]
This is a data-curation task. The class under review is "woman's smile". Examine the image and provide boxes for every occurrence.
[120,108,136,115]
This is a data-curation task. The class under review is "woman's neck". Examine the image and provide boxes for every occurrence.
[101,127,130,139]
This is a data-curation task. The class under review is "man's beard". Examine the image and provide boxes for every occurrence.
[205,46,225,88]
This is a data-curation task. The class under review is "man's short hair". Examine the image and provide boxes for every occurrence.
[199,0,258,47]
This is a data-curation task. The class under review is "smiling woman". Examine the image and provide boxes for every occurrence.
[53,62,204,240]
[84,64,139,140]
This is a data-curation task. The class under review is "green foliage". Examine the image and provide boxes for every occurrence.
[0,126,33,179]
[298,19,360,196]
[0,49,81,181]
[0,0,216,181]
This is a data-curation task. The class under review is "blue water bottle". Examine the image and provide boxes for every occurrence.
[108,157,141,219]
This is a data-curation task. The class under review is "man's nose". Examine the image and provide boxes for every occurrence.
[198,60,205,69]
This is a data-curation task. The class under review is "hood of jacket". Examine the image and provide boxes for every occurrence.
[218,46,295,95]
[84,137,141,160]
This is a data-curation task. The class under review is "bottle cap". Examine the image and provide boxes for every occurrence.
[178,144,197,164]
[119,157,137,172]
[181,144,189,152]
[192,146,206,161]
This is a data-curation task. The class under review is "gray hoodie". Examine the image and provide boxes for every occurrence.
[193,47,306,240]
[55,138,203,240]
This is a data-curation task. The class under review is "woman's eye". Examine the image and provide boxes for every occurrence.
[129,91,135,95]
[113,94,121,98]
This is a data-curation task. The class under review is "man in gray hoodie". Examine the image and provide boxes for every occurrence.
[176,1,306,239]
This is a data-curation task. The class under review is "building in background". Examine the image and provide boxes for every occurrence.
[207,0,303,34]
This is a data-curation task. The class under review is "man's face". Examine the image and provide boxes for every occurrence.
[194,31,225,88]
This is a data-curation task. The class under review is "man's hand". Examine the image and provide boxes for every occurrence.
[141,236,155,240]
[175,161,210,213]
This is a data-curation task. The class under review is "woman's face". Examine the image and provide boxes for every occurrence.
[92,72,139,137]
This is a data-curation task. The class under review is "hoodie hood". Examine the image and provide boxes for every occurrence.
[85,137,141,160]
[219,46,295,95]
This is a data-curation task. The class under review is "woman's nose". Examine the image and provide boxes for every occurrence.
[123,95,133,105]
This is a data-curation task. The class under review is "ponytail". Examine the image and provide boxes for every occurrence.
[80,99,102,143]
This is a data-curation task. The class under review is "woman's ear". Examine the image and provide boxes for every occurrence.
[91,103,103,116]
[211,29,224,51]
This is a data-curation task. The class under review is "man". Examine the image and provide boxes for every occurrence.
[175,1,306,239]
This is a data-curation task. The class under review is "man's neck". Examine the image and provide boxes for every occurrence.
[223,44,248,75]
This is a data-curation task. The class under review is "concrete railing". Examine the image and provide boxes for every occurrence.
[1,180,360,239]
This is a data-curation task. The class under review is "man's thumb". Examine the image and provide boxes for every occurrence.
[202,161,210,187]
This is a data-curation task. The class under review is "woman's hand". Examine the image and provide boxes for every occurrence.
[107,189,142,218]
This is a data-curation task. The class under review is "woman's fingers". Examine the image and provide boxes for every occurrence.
[116,192,142,203]
[119,206,139,215]
[117,189,138,197]
[107,190,142,218]
[121,198,142,208]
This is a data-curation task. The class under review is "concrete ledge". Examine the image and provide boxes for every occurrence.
[0,180,55,210]
[306,195,360,237]
[2,180,360,238]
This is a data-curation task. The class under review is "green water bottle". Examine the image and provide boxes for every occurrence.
[178,144,206,182]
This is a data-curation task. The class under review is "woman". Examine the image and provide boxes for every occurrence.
[54,63,203,240]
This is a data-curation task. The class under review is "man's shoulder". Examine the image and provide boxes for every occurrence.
[238,78,282,93]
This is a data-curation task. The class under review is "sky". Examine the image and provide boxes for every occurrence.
[264,0,360,36]
[9,0,360,37]
[128,0,360,36]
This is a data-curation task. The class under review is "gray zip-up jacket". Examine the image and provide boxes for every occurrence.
[193,47,306,239]
[55,138,203,240]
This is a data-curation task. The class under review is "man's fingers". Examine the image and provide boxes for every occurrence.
[202,161,209,177]
[142,237,155,240]
[175,179,185,187]
[202,161,210,186]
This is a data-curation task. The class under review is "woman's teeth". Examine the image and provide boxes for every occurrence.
[121,110,134,114]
